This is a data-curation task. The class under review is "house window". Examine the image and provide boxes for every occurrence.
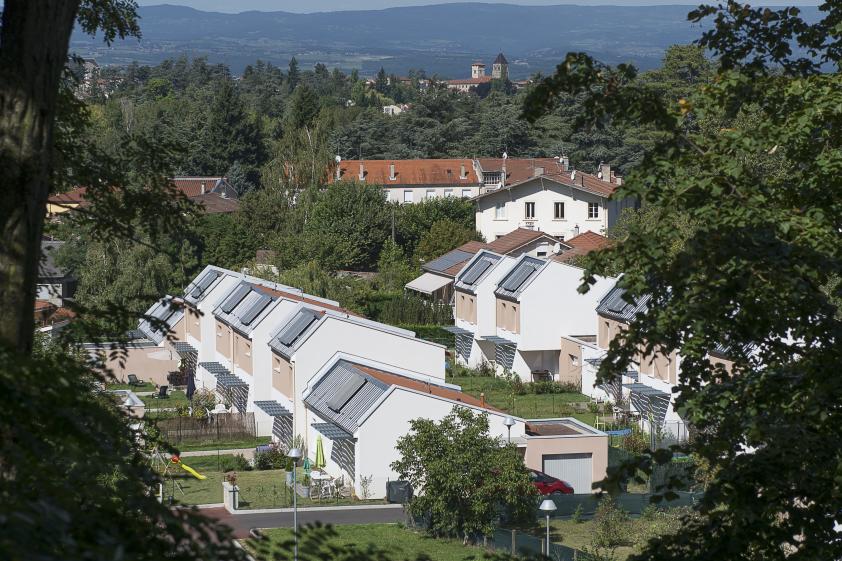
[403,190,413,203]
[495,202,506,219]
[554,202,565,220]
[426,189,436,199]
[525,201,536,219]
[444,189,454,197]
[462,189,472,198]
[588,202,599,219]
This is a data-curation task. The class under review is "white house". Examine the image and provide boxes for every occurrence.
[258,305,446,442]
[473,162,635,242]
[450,254,615,382]
[303,355,609,498]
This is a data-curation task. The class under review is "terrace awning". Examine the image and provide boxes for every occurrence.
[442,325,473,336]
[172,341,197,360]
[480,335,516,347]
[623,383,670,428]
[405,272,451,295]
[254,400,292,417]
[199,362,248,389]
[312,422,354,441]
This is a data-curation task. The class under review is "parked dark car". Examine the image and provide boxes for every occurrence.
[528,469,574,495]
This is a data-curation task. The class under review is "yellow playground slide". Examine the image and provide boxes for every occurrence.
[171,455,207,480]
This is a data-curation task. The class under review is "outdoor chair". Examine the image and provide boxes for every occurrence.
[127,374,142,386]
[154,385,169,399]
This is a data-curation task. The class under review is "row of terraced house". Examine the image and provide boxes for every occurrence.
[98,266,610,498]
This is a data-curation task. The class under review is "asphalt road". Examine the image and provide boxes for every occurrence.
[203,506,406,538]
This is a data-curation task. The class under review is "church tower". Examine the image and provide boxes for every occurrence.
[491,52,508,80]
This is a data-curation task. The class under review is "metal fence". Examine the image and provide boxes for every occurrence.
[489,528,588,560]
[154,412,256,444]
[538,491,700,519]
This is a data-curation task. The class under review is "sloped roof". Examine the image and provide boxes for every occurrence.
[192,193,240,214]
[446,76,493,85]
[477,158,564,185]
[454,250,502,293]
[422,248,476,276]
[138,295,184,344]
[486,228,562,255]
[494,52,508,64]
[336,159,480,187]
[553,231,612,263]
[474,162,619,198]
[268,307,325,358]
[357,363,501,411]
[596,284,651,323]
[214,281,278,334]
[171,177,237,199]
[494,255,546,300]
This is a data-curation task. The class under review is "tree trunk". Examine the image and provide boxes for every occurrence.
[0,1,80,353]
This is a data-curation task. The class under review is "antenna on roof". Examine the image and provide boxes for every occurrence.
[502,151,508,160]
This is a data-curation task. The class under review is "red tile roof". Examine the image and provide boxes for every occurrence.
[446,76,492,85]
[258,285,358,317]
[553,231,612,263]
[486,228,563,255]
[476,158,620,198]
[477,157,565,185]
[48,178,237,207]
[356,363,501,412]
[336,159,480,187]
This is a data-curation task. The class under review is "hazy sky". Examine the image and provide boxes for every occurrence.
[137,0,821,13]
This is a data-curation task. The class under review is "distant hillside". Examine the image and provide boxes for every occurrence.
[67,3,818,76]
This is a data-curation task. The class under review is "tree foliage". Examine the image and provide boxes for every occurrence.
[524,2,842,560]
[392,407,537,543]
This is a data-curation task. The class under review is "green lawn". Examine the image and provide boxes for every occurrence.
[107,381,155,392]
[446,375,600,425]
[141,389,189,408]
[245,524,489,561]
[547,512,686,560]
[164,460,379,509]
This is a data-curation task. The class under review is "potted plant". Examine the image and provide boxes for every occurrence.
[298,473,311,498]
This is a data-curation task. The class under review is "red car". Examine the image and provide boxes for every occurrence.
[528,469,574,495]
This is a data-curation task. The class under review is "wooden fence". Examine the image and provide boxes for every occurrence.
[155,412,256,443]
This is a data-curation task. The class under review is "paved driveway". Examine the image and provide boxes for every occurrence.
[202,506,406,538]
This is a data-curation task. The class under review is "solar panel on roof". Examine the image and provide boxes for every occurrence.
[276,312,318,347]
[607,290,631,313]
[240,293,271,326]
[191,271,219,298]
[326,373,367,413]
[425,249,473,273]
[221,284,251,313]
[462,259,491,285]
[502,264,534,292]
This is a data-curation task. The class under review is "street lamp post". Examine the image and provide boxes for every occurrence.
[287,447,303,561]
[504,416,516,444]
[539,499,557,557]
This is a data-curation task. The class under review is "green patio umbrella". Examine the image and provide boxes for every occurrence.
[314,435,326,470]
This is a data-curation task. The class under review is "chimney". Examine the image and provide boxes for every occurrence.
[460,163,467,179]
[561,155,570,171]
[359,163,365,181]
[389,163,396,181]
[335,163,341,182]
[480,392,486,408]
[600,163,611,182]
[200,182,206,195]
[615,176,622,186]
[533,166,544,177]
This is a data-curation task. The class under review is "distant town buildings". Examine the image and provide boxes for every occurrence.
[446,52,509,93]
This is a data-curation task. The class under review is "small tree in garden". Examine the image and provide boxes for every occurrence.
[392,407,537,544]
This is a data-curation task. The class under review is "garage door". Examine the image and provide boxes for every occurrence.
[542,453,593,494]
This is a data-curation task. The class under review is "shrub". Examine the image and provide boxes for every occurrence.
[530,381,581,394]
[572,503,585,524]
[592,496,631,549]
[622,426,649,455]
[254,444,286,470]
[221,454,252,472]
